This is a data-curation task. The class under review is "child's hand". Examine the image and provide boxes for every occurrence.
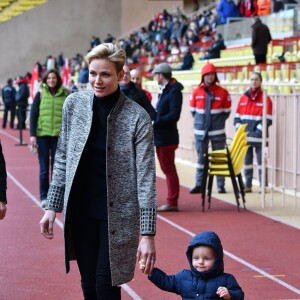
[216,286,231,299]
[139,260,146,271]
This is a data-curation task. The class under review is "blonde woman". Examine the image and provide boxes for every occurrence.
[40,43,157,299]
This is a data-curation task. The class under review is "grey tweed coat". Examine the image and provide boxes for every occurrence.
[46,90,157,286]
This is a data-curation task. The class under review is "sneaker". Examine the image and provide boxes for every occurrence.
[41,200,47,208]
[157,204,178,212]
[218,187,227,194]
[244,187,252,193]
[189,185,202,194]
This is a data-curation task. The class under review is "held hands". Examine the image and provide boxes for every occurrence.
[217,286,231,299]
[137,236,156,275]
[0,201,7,220]
[40,210,56,239]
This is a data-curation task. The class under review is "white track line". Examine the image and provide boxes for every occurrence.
[0,130,20,142]
[4,128,300,297]
[158,214,300,295]
[9,170,300,297]
[7,171,141,300]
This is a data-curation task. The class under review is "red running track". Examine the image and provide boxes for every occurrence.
[0,127,300,300]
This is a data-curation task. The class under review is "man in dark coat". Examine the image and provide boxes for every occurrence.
[251,16,272,64]
[152,63,183,212]
[15,76,29,129]
[1,78,16,129]
[0,141,7,220]
[119,65,156,121]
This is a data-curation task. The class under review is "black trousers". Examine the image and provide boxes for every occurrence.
[16,106,27,129]
[2,104,16,128]
[71,216,121,300]
[254,54,267,64]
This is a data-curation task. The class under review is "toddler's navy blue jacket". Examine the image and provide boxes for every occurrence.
[149,231,244,299]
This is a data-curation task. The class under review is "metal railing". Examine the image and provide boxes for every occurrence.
[5,80,298,208]
[144,80,300,208]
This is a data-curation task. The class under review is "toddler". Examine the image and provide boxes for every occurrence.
[141,231,244,299]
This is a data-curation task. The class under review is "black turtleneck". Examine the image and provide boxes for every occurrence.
[71,88,120,219]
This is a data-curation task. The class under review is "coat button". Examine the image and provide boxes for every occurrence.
[109,202,113,207]
[108,147,111,150]
[108,174,112,178]
[111,230,115,235]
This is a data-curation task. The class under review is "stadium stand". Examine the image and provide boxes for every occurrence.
[0,0,48,23]
[1,0,300,93]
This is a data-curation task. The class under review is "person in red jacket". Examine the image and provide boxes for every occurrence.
[239,0,258,17]
[234,72,272,192]
[189,63,231,194]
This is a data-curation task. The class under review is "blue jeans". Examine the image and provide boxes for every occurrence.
[2,104,16,128]
[36,136,58,200]
[244,144,268,188]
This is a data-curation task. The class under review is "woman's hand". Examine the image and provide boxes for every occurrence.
[136,236,156,275]
[0,201,7,220]
[40,210,56,239]
[30,136,37,146]
[29,136,38,153]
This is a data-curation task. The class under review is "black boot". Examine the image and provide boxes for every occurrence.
[189,185,202,194]
[82,283,97,300]
[96,286,121,300]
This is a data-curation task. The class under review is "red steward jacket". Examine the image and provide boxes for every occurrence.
[239,0,258,17]
[190,83,231,141]
[234,88,272,145]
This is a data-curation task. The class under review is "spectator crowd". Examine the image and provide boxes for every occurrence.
[0,0,293,107]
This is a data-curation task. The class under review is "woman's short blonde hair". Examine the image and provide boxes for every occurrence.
[86,43,126,73]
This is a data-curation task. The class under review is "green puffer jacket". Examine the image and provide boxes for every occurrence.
[37,84,69,137]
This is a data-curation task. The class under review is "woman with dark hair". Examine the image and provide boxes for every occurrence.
[30,69,69,208]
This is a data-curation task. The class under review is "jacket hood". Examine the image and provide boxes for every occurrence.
[201,63,219,84]
[186,231,224,279]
